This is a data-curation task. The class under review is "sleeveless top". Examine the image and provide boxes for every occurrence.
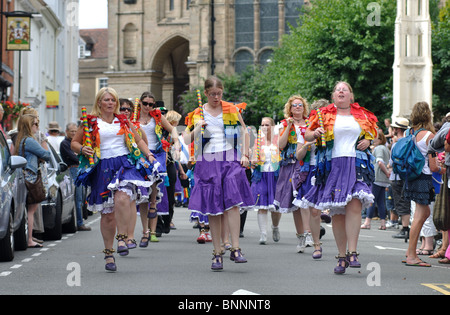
[140,119,159,151]
[97,118,129,159]
[415,131,432,175]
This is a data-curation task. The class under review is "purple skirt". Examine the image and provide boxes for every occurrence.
[156,182,169,215]
[274,163,301,213]
[190,211,209,224]
[293,167,315,208]
[302,157,374,216]
[86,155,159,214]
[251,171,277,211]
[188,150,254,216]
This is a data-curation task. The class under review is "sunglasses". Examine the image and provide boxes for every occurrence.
[142,101,156,107]
[291,103,303,108]
[120,107,132,112]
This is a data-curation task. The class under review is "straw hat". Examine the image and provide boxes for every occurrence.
[391,117,409,129]
[47,121,61,132]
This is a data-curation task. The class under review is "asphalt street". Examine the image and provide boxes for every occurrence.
[1,207,449,297]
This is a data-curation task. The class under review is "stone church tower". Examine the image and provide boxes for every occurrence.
[106,0,303,112]
[392,0,433,120]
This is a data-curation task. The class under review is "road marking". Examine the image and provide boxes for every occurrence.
[375,245,405,251]
[422,284,450,295]
[0,215,99,278]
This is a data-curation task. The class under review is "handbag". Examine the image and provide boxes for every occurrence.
[21,139,47,205]
[433,171,450,231]
[25,170,47,204]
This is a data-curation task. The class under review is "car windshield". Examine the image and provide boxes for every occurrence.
[0,133,11,172]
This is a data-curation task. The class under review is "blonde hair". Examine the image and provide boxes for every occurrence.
[91,87,120,116]
[166,110,182,124]
[261,117,275,126]
[283,95,310,119]
[311,99,329,111]
[14,114,38,154]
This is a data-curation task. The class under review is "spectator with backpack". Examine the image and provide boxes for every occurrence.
[402,102,445,267]
[389,118,412,239]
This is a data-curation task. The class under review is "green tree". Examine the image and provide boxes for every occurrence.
[431,0,450,120]
[261,0,397,121]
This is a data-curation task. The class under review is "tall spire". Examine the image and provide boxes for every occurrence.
[392,0,433,119]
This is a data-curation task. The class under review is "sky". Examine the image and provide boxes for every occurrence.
[78,0,108,29]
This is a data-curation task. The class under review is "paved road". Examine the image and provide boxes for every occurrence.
[1,207,449,296]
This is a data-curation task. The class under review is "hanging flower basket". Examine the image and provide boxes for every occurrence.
[1,101,31,131]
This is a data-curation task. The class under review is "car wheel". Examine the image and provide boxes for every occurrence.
[63,205,77,234]
[44,192,62,240]
[0,213,14,262]
[14,208,28,251]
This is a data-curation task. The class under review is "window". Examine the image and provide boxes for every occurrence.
[235,0,254,49]
[0,133,9,172]
[123,23,138,63]
[285,0,303,33]
[98,78,108,89]
[260,0,278,47]
[235,50,254,73]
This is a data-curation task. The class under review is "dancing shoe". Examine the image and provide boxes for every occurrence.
[103,249,117,272]
[334,255,349,274]
[116,234,129,256]
[230,248,247,263]
[211,252,223,271]
[347,251,361,268]
[312,243,322,259]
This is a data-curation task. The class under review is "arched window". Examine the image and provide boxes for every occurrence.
[234,50,254,73]
[123,23,137,63]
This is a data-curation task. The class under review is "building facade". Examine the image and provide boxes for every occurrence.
[105,0,304,113]
[12,0,79,131]
[0,0,15,106]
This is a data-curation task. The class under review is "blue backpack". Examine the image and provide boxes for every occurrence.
[391,128,425,182]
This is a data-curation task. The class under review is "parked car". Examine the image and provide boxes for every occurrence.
[39,143,77,240]
[0,133,28,262]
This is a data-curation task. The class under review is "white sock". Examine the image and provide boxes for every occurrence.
[258,211,268,235]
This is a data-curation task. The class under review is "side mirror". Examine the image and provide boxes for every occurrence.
[58,162,68,172]
[10,155,27,170]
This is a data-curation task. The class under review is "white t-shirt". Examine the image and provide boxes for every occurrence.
[331,115,362,158]
[98,118,129,159]
[47,135,64,154]
[203,110,232,154]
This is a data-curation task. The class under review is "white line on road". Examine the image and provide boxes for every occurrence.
[375,245,405,251]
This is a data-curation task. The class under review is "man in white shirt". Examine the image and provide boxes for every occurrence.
[46,121,64,154]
